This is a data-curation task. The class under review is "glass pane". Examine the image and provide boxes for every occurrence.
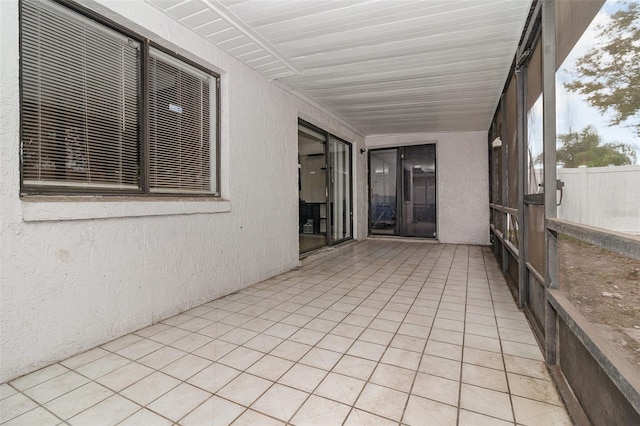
[527,94,544,195]
[298,125,327,253]
[401,145,437,238]
[21,0,140,191]
[149,49,212,194]
[556,0,640,235]
[329,138,352,243]
[370,149,397,235]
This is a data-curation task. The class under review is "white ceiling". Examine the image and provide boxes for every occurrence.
[147,0,532,135]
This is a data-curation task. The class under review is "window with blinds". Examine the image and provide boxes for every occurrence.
[149,49,214,194]
[20,0,219,196]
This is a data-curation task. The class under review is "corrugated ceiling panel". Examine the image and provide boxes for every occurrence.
[146,0,532,135]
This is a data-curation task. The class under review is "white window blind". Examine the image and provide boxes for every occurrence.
[149,49,214,194]
[21,0,140,190]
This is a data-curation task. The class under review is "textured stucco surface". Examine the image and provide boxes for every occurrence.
[365,131,490,245]
[0,0,365,382]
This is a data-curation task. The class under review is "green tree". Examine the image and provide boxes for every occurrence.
[564,2,640,134]
[553,126,636,167]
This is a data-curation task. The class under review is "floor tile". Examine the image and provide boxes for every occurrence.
[503,354,550,381]
[197,322,235,338]
[269,341,311,362]
[389,335,426,352]
[219,328,260,346]
[251,383,308,421]
[464,333,502,353]
[369,363,415,393]
[120,371,180,406]
[289,328,326,346]
[380,347,422,370]
[246,355,294,381]
[147,382,211,421]
[0,384,17,401]
[232,409,285,425]
[346,341,386,362]
[278,364,327,393]
[290,395,351,425]
[67,394,139,425]
[118,408,172,426]
[187,362,241,393]
[314,372,365,405]
[9,364,69,391]
[412,372,460,406]
[429,328,464,346]
[44,382,112,420]
[134,323,171,339]
[507,372,563,406]
[355,383,408,422]
[76,353,131,379]
[218,346,264,370]
[180,395,244,426]
[462,363,509,392]
[60,347,109,370]
[3,407,60,426]
[160,354,212,381]
[344,408,398,426]
[146,327,191,345]
[332,355,377,381]
[116,339,164,361]
[299,347,341,371]
[24,371,90,404]
[458,409,514,426]
[96,362,154,392]
[100,334,144,352]
[418,354,461,381]
[424,340,462,361]
[316,334,355,353]
[217,372,272,406]
[168,333,212,353]
[192,340,237,361]
[0,393,38,423]
[459,383,513,422]
[403,394,457,426]
[501,340,544,361]
[463,347,505,370]
[512,395,573,425]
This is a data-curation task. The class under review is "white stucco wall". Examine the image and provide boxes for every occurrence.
[366,131,490,245]
[0,0,365,382]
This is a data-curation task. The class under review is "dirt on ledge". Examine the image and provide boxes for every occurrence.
[558,236,640,368]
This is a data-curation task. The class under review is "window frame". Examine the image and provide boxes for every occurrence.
[18,0,221,198]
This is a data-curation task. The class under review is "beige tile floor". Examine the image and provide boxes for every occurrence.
[1,241,572,425]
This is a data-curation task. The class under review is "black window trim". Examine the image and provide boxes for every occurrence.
[18,0,222,198]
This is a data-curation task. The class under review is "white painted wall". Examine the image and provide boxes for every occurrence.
[0,0,365,382]
[366,132,490,245]
[557,166,640,235]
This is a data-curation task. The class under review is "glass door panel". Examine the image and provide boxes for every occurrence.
[370,149,398,235]
[298,125,327,253]
[329,137,352,243]
[400,145,437,238]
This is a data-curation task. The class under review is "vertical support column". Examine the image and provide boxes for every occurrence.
[500,94,509,274]
[542,0,559,364]
[516,69,527,308]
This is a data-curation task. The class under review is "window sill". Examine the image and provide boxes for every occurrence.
[21,196,231,222]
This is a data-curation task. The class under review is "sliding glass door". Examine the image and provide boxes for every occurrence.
[369,144,437,238]
[329,137,352,243]
[298,120,352,254]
